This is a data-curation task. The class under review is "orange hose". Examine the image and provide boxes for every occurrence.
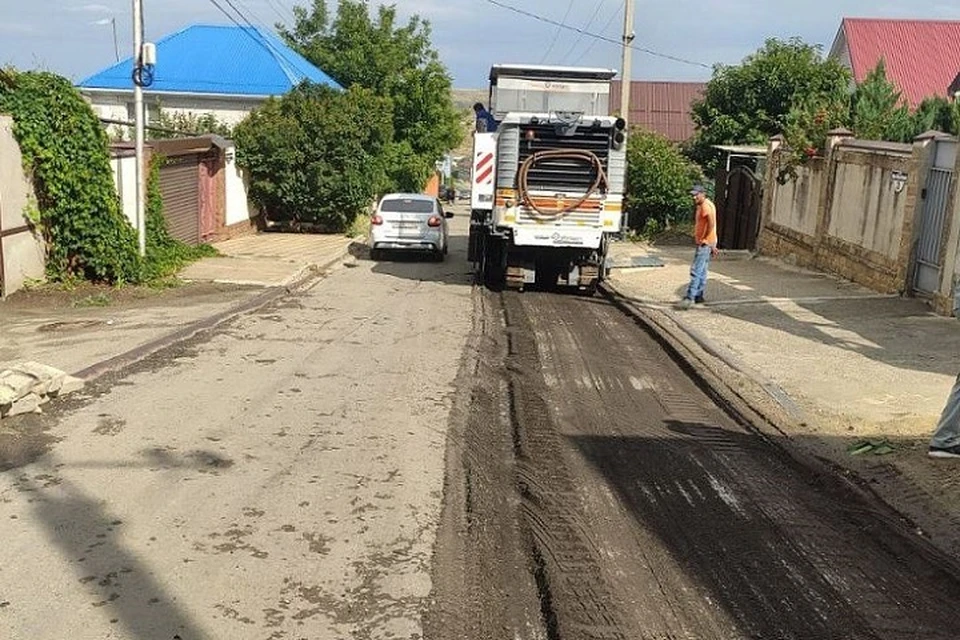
[517,149,608,220]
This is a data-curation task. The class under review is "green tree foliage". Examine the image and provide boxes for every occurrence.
[0,70,141,283]
[150,110,234,140]
[911,96,960,137]
[281,0,462,191]
[780,92,850,181]
[626,129,704,230]
[233,83,394,231]
[689,38,851,171]
[849,59,912,142]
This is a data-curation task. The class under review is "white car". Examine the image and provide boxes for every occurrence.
[369,193,453,261]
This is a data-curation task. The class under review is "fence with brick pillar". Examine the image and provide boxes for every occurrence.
[757,128,960,315]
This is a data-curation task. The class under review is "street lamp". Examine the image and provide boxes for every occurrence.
[92,17,120,63]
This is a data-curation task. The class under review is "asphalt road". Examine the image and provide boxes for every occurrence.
[5,211,960,640]
[0,212,475,639]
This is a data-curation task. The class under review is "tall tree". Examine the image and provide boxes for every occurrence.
[281,1,462,191]
[849,59,912,142]
[689,38,851,171]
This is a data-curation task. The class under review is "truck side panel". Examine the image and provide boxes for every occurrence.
[470,133,497,212]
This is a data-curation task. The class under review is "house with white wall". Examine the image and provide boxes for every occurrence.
[78,23,341,128]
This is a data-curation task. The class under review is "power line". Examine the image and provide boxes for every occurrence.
[559,0,606,64]
[571,1,624,65]
[484,0,711,69]
[204,0,307,81]
[223,0,272,33]
[539,0,576,64]
[263,0,296,25]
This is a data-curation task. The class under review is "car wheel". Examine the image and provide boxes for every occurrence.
[370,248,382,261]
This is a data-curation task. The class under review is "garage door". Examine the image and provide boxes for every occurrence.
[159,155,200,245]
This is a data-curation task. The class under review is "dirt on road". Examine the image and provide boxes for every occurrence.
[430,286,960,640]
[0,213,475,640]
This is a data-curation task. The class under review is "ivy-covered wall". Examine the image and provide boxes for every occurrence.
[0,70,217,287]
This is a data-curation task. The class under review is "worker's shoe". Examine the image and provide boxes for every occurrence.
[677,298,694,310]
[694,295,705,304]
[929,444,960,459]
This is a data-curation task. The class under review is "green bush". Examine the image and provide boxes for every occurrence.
[149,109,234,140]
[234,83,394,232]
[0,70,141,283]
[625,129,704,229]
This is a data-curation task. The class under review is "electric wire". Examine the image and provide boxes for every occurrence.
[571,0,625,65]
[540,0,576,64]
[485,0,711,69]
[559,0,606,64]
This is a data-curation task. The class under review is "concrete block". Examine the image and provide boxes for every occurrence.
[1,393,41,418]
[0,384,20,405]
[0,370,37,397]
[11,361,65,396]
[51,376,85,398]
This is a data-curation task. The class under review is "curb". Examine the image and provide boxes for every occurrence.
[72,248,352,383]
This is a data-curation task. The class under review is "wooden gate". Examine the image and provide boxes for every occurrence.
[717,165,762,251]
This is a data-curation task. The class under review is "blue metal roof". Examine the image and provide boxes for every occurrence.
[78,24,341,96]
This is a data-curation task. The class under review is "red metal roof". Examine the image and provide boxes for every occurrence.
[840,18,960,107]
[610,81,706,142]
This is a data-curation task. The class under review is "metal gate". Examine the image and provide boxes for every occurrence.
[717,165,762,250]
[914,167,953,294]
[159,155,201,245]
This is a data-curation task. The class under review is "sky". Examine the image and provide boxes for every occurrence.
[2,1,960,88]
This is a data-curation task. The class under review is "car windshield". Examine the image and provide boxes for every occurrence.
[380,199,434,214]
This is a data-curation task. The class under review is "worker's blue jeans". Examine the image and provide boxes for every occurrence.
[931,374,960,449]
[685,245,713,301]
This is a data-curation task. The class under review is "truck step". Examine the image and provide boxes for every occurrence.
[506,266,525,291]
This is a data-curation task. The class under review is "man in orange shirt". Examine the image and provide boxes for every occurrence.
[678,185,719,310]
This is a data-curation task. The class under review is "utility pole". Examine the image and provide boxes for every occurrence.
[619,0,636,124]
[133,0,146,257]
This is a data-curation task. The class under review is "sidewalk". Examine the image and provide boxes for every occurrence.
[608,241,960,427]
[606,239,960,550]
[180,232,354,287]
[0,232,354,378]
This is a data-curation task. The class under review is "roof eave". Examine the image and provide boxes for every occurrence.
[79,86,276,100]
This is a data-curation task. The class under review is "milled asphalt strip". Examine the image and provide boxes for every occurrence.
[599,281,808,430]
[73,251,351,382]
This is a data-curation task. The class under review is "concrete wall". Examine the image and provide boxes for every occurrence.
[769,158,822,237]
[826,146,911,260]
[759,133,924,296]
[111,153,138,229]
[224,146,258,229]
[0,115,45,298]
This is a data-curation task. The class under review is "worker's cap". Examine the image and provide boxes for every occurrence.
[690,185,706,195]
